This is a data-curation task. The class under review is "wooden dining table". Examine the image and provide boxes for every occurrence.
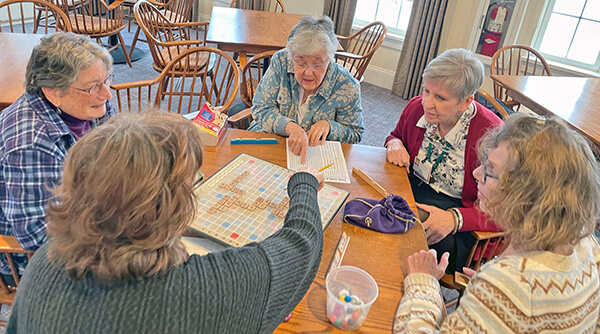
[197,129,428,333]
[206,7,305,67]
[490,75,600,147]
[0,33,43,110]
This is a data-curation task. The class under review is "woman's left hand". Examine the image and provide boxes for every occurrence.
[417,203,455,245]
[307,120,330,146]
[407,249,449,280]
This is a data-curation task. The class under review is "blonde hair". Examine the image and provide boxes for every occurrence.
[47,112,204,281]
[478,115,600,252]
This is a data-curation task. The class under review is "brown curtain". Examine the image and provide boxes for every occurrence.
[323,0,358,37]
[392,0,448,99]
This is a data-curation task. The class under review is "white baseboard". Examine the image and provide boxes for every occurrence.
[363,65,395,90]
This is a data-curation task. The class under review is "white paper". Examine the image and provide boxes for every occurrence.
[181,236,226,256]
[286,140,351,183]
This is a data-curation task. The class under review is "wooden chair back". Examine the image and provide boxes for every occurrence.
[127,0,193,59]
[52,0,132,66]
[475,88,509,119]
[440,231,507,308]
[490,45,552,108]
[151,0,192,22]
[134,0,207,71]
[230,0,285,12]
[0,235,34,325]
[55,0,125,37]
[240,50,276,107]
[335,21,386,82]
[0,0,71,33]
[111,46,240,115]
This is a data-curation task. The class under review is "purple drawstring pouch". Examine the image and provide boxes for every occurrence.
[342,194,416,233]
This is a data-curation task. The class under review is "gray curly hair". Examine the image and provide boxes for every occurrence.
[26,32,112,96]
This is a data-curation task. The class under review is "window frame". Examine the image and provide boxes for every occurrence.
[352,0,412,39]
[532,0,600,72]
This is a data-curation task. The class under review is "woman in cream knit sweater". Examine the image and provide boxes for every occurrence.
[394,115,600,333]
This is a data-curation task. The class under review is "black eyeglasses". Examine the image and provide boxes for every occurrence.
[70,73,114,96]
[481,148,499,185]
[193,170,205,190]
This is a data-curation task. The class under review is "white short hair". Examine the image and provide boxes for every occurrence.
[286,16,337,63]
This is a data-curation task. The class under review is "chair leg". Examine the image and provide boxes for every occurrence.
[129,25,141,59]
[117,32,132,67]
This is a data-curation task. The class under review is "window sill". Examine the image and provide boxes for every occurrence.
[474,53,600,79]
[543,60,600,78]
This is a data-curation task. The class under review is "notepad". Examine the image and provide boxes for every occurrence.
[286,140,351,183]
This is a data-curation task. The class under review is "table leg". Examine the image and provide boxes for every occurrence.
[239,52,248,69]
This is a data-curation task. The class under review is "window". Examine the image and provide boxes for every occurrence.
[353,0,413,37]
[533,0,600,72]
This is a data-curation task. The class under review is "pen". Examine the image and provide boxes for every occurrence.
[318,163,334,172]
[231,138,278,145]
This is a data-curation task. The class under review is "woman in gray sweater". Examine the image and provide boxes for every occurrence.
[8,112,324,334]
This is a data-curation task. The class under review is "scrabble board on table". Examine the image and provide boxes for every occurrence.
[191,153,349,247]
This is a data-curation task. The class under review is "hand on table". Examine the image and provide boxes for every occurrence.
[306,120,330,146]
[298,166,324,191]
[386,139,410,174]
[407,249,449,280]
[417,203,455,245]
[285,122,309,164]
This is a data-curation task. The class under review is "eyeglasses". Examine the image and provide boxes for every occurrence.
[481,148,499,185]
[293,59,327,71]
[192,170,205,190]
[70,73,114,96]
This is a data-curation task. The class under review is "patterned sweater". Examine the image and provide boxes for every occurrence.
[248,50,364,143]
[394,236,600,333]
[8,173,322,334]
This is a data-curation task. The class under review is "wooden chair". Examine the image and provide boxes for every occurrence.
[229,0,285,12]
[490,45,552,110]
[335,21,386,82]
[0,0,71,33]
[54,0,132,67]
[0,235,34,326]
[128,0,193,59]
[228,50,276,129]
[440,231,507,308]
[475,88,510,120]
[110,46,240,117]
[134,0,207,73]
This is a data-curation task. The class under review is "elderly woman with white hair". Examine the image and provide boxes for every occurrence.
[248,16,364,163]
[0,32,114,284]
[384,49,503,274]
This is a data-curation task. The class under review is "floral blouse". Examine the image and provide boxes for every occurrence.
[247,50,364,143]
[414,103,476,198]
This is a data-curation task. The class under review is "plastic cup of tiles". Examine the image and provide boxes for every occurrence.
[325,266,378,331]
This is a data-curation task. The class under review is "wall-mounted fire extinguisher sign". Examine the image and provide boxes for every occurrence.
[480,3,509,57]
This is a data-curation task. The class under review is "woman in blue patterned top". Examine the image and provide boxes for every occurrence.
[248,16,364,163]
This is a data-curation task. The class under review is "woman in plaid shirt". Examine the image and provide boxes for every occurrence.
[0,32,115,283]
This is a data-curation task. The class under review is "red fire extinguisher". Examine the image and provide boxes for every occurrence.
[480,3,509,57]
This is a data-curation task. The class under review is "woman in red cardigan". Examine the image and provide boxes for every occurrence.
[385,49,503,273]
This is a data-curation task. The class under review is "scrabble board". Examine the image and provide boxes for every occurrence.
[191,153,349,247]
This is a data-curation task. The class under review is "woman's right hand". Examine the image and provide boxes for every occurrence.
[285,122,309,164]
[298,166,324,191]
[386,139,410,173]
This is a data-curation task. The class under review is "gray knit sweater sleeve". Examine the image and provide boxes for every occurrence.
[257,172,323,332]
[7,172,323,334]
